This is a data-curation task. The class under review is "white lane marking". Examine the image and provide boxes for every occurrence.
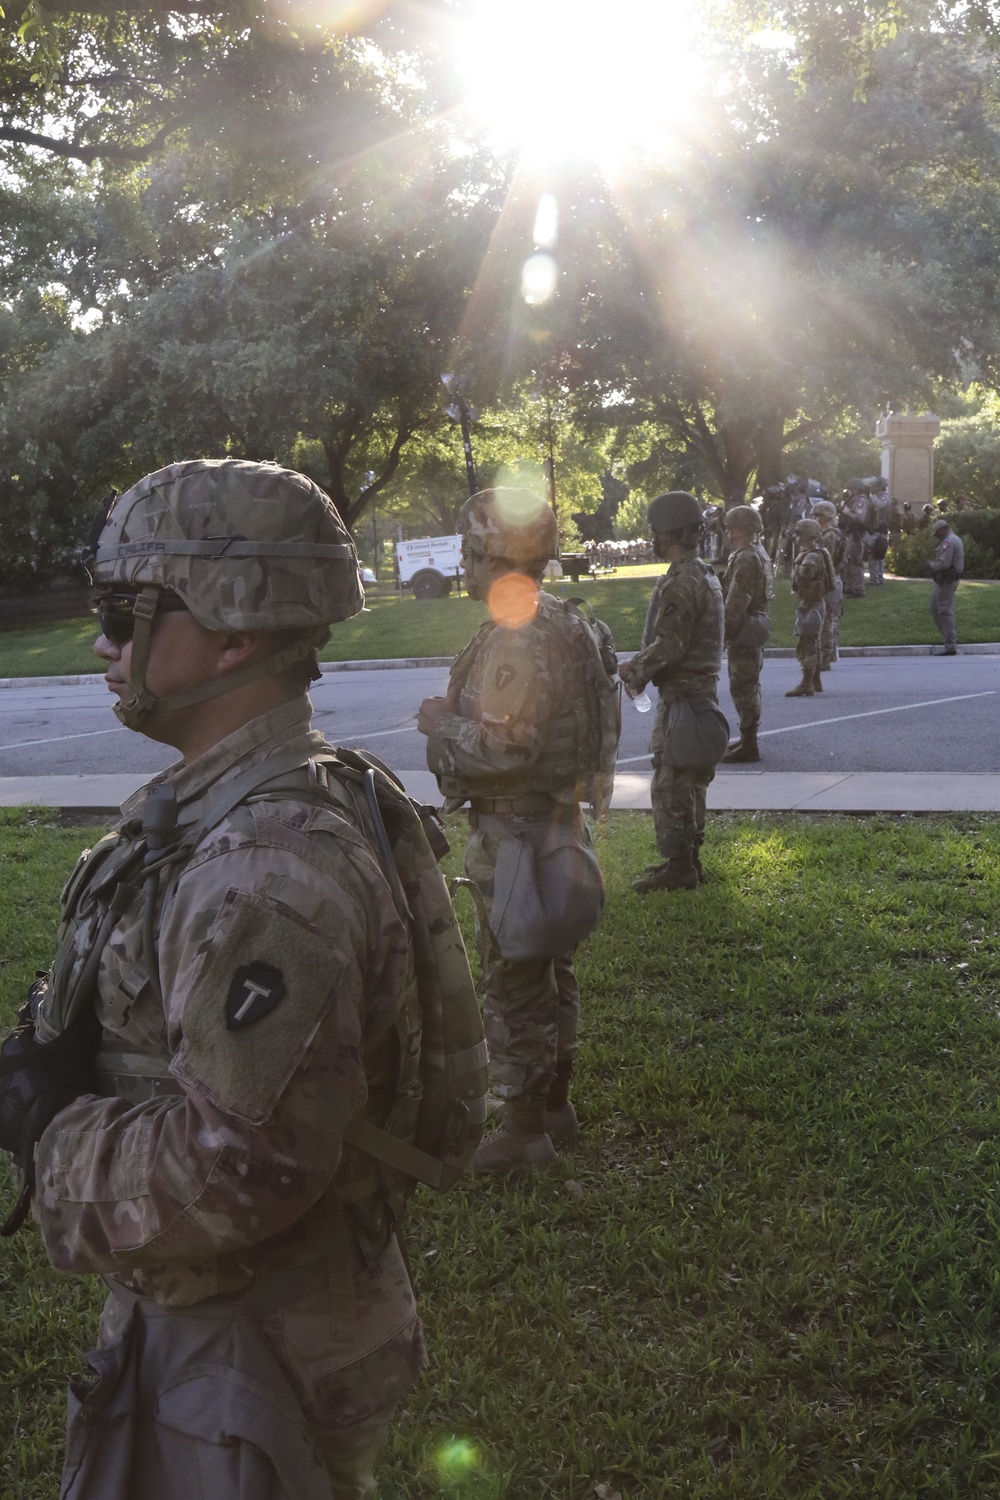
[335,724,418,741]
[758,691,996,737]
[615,690,997,765]
[0,726,125,751]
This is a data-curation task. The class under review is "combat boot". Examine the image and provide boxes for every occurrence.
[632,858,699,893]
[546,1058,578,1143]
[785,674,815,698]
[812,666,823,692]
[472,1093,557,1173]
[721,727,760,763]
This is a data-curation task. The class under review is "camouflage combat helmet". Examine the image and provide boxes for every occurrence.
[794,518,822,543]
[91,459,362,731]
[724,504,763,535]
[811,501,837,522]
[647,491,704,537]
[456,487,558,570]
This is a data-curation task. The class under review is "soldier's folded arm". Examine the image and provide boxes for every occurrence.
[425,633,545,776]
[32,842,406,1276]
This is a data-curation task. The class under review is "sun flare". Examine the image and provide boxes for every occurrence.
[454,0,705,165]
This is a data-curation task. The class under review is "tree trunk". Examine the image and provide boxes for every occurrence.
[753,413,789,493]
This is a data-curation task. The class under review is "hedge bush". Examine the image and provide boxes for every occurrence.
[887,509,1000,579]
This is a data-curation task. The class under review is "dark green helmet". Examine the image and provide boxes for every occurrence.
[724,505,763,535]
[647,491,704,535]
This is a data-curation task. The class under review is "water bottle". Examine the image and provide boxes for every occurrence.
[632,687,652,713]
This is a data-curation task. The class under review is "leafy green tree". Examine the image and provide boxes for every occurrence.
[524,22,1000,501]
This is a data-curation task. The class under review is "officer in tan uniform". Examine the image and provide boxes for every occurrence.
[418,488,617,1174]
[0,461,437,1499]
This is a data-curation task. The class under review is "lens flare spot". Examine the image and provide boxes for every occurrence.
[522,251,558,306]
[435,1437,480,1478]
[488,571,540,629]
[533,193,559,249]
[491,486,549,530]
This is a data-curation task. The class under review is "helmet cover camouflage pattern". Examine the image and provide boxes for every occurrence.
[93,460,363,631]
[724,505,763,535]
[811,501,837,521]
[647,491,704,534]
[794,518,822,542]
[456,488,558,568]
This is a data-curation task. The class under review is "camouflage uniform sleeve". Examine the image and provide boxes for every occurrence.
[629,572,702,682]
[425,628,546,777]
[723,550,756,640]
[34,819,410,1276]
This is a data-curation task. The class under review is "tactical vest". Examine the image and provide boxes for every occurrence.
[38,748,487,1245]
[436,595,620,809]
[645,559,724,690]
[793,545,836,606]
[819,525,847,574]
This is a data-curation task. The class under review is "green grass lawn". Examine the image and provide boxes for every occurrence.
[3,807,1000,1497]
[1,573,997,678]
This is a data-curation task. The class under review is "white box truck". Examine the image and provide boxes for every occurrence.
[394,534,463,599]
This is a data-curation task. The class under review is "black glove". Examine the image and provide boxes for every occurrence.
[0,1006,100,1234]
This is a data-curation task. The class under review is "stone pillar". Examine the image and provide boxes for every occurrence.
[876,412,941,508]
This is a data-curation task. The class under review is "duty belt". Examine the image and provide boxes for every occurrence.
[469,793,558,816]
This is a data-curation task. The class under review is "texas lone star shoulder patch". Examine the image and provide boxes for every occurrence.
[226,962,286,1030]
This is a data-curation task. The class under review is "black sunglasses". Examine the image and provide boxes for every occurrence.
[93,592,189,647]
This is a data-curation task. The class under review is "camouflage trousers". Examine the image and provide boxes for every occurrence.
[465,815,580,1100]
[87,1232,424,1500]
[842,536,865,597]
[820,582,842,666]
[796,628,823,678]
[650,694,715,862]
[726,647,763,732]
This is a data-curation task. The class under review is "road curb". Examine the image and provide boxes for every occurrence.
[2,642,999,690]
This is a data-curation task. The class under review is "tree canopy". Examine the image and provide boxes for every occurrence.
[3,0,1000,585]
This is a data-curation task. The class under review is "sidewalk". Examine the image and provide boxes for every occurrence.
[4,769,1000,816]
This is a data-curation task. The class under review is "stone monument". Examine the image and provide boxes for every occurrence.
[876,412,941,508]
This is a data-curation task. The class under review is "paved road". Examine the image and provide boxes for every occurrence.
[1,653,997,779]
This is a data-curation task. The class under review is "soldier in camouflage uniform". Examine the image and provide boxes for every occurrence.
[720,505,773,764]
[838,486,873,597]
[418,488,617,1174]
[0,462,434,1499]
[786,517,836,698]
[813,500,846,671]
[619,492,724,893]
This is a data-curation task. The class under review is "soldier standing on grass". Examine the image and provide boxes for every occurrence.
[0,461,470,1500]
[418,488,618,1174]
[928,516,965,655]
[618,492,725,894]
[812,500,846,672]
[786,517,836,698]
[720,505,773,765]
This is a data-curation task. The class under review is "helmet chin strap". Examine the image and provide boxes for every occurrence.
[113,586,322,733]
